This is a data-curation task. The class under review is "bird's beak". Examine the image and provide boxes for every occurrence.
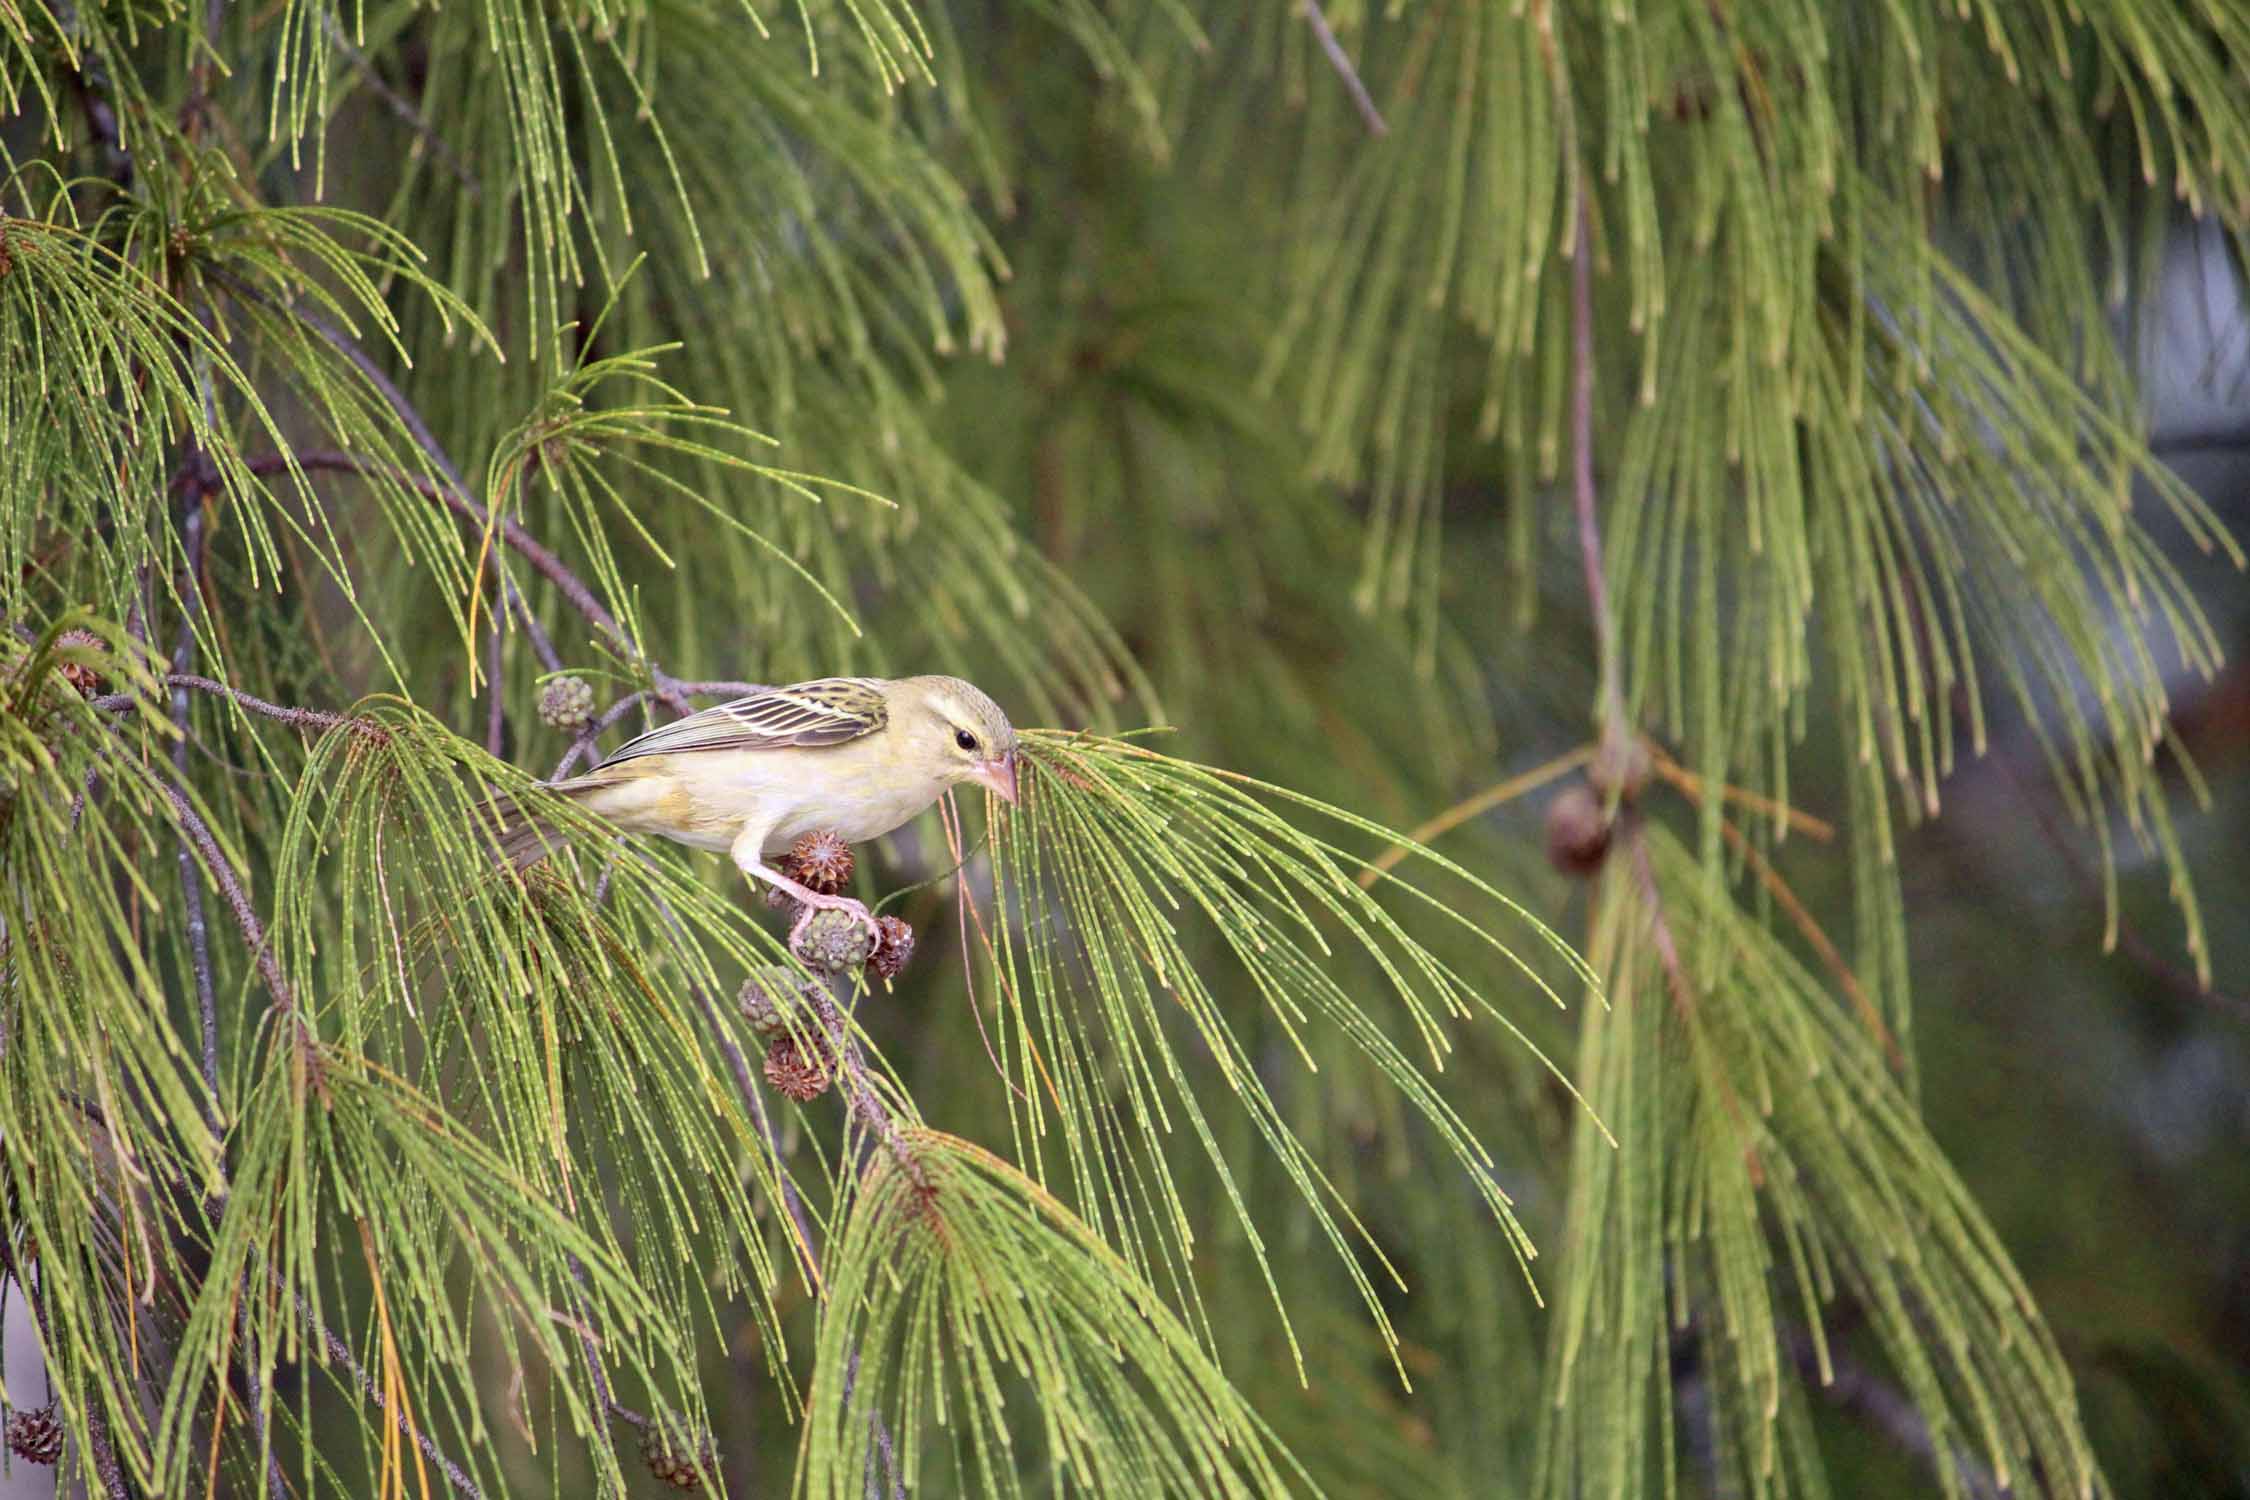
[970,751,1018,806]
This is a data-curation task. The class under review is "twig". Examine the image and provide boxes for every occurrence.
[1301,0,1388,136]
[1357,745,1595,887]
[239,1300,290,1500]
[1626,823,1764,1185]
[241,449,627,660]
[1568,183,1624,746]
[209,281,698,718]
[322,13,479,192]
[507,584,564,674]
[95,672,374,737]
[1716,817,1901,1070]
[305,1293,489,1499]
[1647,741,1835,841]
[663,899,823,1291]
[156,780,295,1022]
[840,1350,905,1500]
[211,272,687,681]
[484,612,506,757]
[169,499,224,1126]
[561,1251,654,1437]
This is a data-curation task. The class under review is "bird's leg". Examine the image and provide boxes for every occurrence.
[732,829,881,946]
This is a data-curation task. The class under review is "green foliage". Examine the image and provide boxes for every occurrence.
[1538,826,2091,1500]
[988,730,1592,1372]
[1,0,2245,1495]
[805,1129,1300,1498]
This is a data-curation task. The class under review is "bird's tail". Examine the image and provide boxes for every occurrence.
[489,775,614,872]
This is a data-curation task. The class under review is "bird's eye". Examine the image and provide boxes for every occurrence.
[955,728,978,752]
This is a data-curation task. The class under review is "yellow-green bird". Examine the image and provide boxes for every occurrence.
[502,676,1018,942]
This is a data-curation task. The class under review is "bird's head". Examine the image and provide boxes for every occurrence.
[904,675,1019,805]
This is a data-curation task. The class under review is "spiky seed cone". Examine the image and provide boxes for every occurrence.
[1544,785,1612,878]
[762,1033,832,1102]
[867,915,916,982]
[537,675,596,732]
[737,967,821,1039]
[783,830,854,895]
[6,1404,63,1465]
[793,908,875,973]
[54,629,106,696]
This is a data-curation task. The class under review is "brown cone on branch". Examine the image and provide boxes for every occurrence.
[637,1420,716,1492]
[1544,784,1612,878]
[6,1404,63,1466]
[867,915,916,982]
[53,629,107,697]
[763,1032,833,1102]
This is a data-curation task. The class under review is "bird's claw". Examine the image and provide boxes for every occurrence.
[785,889,882,949]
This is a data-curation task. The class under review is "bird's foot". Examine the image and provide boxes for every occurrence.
[779,883,882,949]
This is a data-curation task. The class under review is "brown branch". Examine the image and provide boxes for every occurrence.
[94,673,374,738]
[484,613,506,757]
[159,783,285,986]
[242,449,626,654]
[303,1292,488,1500]
[1301,0,1388,137]
[322,13,478,192]
[1716,817,1902,1070]
[1568,182,1625,747]
[214,273,699,717]
[166,496,226,1130]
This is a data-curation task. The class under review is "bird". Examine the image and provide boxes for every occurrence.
[497,675,1018,945]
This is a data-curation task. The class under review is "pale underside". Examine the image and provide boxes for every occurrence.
[566,737,949,857]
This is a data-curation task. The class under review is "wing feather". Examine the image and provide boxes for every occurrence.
[593,678,888,768]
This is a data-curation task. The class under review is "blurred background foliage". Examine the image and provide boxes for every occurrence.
[3,0,2249,1496]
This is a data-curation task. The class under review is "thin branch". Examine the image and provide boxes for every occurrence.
[561,1251,653,1438]
[322,13,479,192]
[170,499,224,1132]
[93,674,373,738]
[209,281,697,718]
[484,613,506,757]
[1301,0,1388,137]
[1356,745,1595,887]
[242,449,626,654]
[1716,816,1901,1070]
[507,583,564,674]
[686,977,824,1292]
[840,1350,905,1500]
[156,780,294,1021]
[304,1293,488,1500]
[212,272,705,702]
[1568,182,1624,744]
[239,1300,290,1500]
[1625,823,1764,1185]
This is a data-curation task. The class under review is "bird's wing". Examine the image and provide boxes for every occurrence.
[593,678,889,768]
